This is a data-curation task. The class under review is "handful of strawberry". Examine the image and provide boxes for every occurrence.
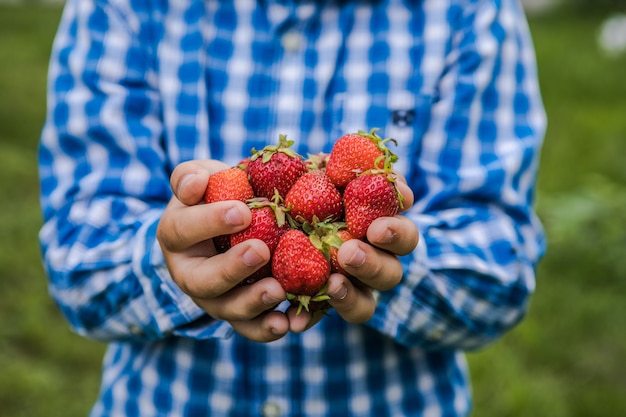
[204,129,403,314]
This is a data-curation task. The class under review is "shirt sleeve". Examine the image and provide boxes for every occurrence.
[38,0,231,342]
[368,0,547,350]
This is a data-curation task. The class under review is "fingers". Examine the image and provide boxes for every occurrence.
[307,213,419,324]
[170,239,272,298]
[326,273,376,324]
[286,307,327,333]
[195,277,289,344]
[337,238,403,291]
[170,160,230,205]
[158,200,252,252]
[336,213,419,290]
[366,215,420,256]
[285,272,380,328]
[193,277,285,321]
[229,310,290,343]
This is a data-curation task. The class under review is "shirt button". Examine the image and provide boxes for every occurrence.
[281,31,301,52]
[261,402,281,417]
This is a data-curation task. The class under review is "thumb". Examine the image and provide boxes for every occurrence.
[170,160,229,206]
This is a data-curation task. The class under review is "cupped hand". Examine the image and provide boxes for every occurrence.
[157,160,290,343]
[286,177,419,331]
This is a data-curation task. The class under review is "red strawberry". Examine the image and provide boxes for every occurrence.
[343,172,402,239]
[272,229,331,314]
[237,157,251,170]
[230,199,289,285]
[247,134,308,200]
[304,220,353,276]
[284,170,343,225]
[212,235,232,254]
[204,166,254,204]
[204,166,255,254]
[304,221,356,281]
[327,227,355,277]
[326,128,398,189]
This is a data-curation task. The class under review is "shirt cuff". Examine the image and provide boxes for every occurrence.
[367,231,435,347]
[133,213,234,340]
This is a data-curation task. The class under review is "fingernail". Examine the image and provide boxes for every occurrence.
[242,248,264,267]
[177,173,196,196]
[380,229,396,244]
[262,292,282,306]
[345,247,366,267]
[270,326,284,336]
[225,206,245,226]
[329,284,348,301]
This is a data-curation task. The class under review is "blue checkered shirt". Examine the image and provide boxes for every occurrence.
[39,0,546,416]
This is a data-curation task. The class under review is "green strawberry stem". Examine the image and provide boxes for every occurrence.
[355,128,399,165]
[305,152,329,171]
[286,283,331,315]
[246,197,287,227]
[250,134,302,163]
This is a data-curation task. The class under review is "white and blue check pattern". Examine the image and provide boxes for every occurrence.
[39,0,546,416]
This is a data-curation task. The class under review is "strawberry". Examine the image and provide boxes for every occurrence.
[305,152,330,171]
[326,128,398,189]
[272,229,331,314]
[247,134,308,200]
[237,157,251,170]
[204,166,255,254]
[230,199,289,285]
[327,227,355,277]
[303,220,353,276]
[212,235,232,254]
[343,171,402,239]
[204,166,254,204]
[284,170,343,225]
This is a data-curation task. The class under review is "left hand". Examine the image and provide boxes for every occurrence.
[287,177,419,332]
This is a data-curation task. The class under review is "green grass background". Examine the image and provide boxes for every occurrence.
[1,3,625,416]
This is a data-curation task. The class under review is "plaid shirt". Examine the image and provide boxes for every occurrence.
[39,0,546,416]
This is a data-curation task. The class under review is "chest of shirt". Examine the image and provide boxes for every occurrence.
[154,0,454,174]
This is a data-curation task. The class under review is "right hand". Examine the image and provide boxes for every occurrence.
[156,160,289,343]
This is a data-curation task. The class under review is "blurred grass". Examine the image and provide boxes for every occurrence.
[0,5,105,417]
[1,3,625,417]
[467,8,626,417]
